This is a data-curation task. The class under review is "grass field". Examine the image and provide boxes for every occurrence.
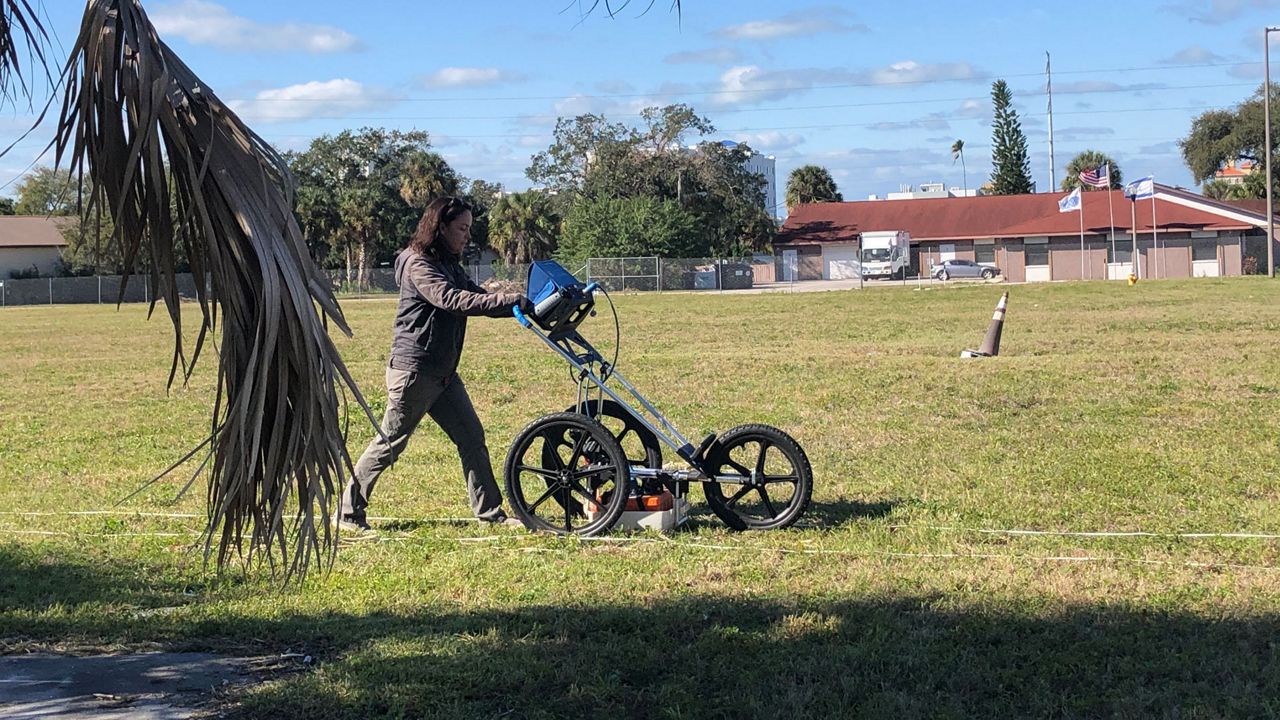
[1,278,1278,718]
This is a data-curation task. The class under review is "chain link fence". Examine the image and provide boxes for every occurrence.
[586,256,775,292]
[0,256,782,307]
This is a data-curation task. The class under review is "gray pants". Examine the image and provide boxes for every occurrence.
[342,368,506,522]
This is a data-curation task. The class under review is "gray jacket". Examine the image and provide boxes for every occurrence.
[388,249,521,376]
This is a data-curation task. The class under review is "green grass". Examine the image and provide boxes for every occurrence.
[2,278,1279,718]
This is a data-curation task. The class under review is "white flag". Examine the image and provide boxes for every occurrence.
[1123,176,1154,199]
[1058,187,1082,213]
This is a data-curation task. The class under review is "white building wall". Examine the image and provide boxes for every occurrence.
[0,247,62,278]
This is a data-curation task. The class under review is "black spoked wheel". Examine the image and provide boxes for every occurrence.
[505,413,630,536]
[702,424,813,531]
[981,269,995,280]
[540,400,663,517]
[566,399,662,469]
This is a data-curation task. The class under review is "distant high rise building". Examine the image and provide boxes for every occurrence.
[719,140,778,219]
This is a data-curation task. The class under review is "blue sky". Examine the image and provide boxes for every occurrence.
[5,0,1280,207]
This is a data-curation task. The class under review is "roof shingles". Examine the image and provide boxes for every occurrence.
[0,216,68,248]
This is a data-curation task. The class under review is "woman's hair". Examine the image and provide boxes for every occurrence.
[409,196,472,257]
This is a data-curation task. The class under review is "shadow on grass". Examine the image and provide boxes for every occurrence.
[2,546,1276,718]
[0,544,202,616]
[231,599,1280,719]
[802,497,899,526]
[374,518,475,533]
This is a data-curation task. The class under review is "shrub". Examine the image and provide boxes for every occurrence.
[8,264,42,279]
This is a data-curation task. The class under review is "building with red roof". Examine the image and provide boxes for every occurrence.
[1212,160,1255,186]
[775,184,1270,282]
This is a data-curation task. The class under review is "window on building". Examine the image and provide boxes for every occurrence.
[975,244,996,264]
[1107,243,1131,264]
[1193,240,1217,262]
[1025,244,1049,266]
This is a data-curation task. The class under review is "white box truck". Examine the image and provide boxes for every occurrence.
[859,230,911,279]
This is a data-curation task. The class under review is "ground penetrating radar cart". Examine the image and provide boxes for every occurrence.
[504,261,813,535]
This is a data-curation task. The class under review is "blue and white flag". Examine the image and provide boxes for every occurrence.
[1058,187,1082,213]
[1123,176,1154,199]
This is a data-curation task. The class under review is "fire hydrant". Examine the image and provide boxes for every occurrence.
[1127,272,1138,286]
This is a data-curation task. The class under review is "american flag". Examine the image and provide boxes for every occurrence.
[1079,163,1110,188]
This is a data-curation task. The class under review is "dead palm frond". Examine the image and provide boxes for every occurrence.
[563,0,682,22]
[50,0,376,579]
[0,0,51,105]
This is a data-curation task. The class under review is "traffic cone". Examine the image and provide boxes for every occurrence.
[961,292,1008,358]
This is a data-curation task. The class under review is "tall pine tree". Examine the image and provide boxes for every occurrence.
[989,79,1034,195]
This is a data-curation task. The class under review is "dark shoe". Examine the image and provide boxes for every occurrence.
[338,516,379,541]
[484,514,526,529]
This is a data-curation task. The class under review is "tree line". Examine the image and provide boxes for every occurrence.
[13,80,1270,281]
[14,102,786,279]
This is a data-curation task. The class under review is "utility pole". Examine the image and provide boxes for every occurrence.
[1046,52,1057,193]
[1266,28,1279,277]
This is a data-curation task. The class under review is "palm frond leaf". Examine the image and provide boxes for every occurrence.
[52,0,376,579]
[564,0,682,21]
[0,0,52,105]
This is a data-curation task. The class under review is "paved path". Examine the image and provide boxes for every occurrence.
[712,276,1006,294]
[0,653,274,719]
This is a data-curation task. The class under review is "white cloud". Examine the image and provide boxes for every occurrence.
[710,65,848,106]
[439,142,533,188]
[664,47,744,65]
[1166,0,1280,25]
[956,99,987,118]
[594,79,636,94]
[1047,80,1167,94]
[229,79,392,123]
[866,97,989,132]
[865,61,982,86]
[779,146,964,199]
[418,67,526,89]
[517,135,551,149]
[1161,45,1230,64]
[1227,62,1264,79]
[709,61,984,107]
[715,6,868,40]
[1052,126,1117,141]
[151,1,360,53]
[552,93,663,118]
[868,113,951,132]
[726,131,805,152]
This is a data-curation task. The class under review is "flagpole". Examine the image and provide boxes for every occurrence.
[1107,165,1116,280]
[1131,197,1139,279]
[1080,191,1087,279]
[1151,189,1159,280]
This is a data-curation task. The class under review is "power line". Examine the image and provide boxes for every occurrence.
[216,81,1255,123]
[191,104,1229,140]
[0,100,1220,157]
[214,60,1257,104]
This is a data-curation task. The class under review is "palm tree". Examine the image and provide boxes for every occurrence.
[951,139,967,194]
[784,165,843,213]
[1062,150,1123,192]
[490,191,560,264]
